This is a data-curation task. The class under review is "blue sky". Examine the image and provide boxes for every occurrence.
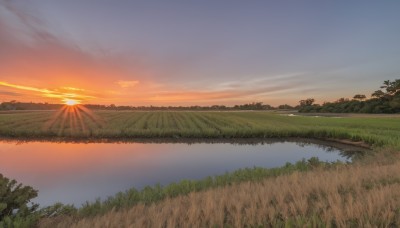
[0,0,399,105]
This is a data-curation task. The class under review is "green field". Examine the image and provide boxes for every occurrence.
[0,110,399,149]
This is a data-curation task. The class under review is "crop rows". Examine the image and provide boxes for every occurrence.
[0,110,399,148]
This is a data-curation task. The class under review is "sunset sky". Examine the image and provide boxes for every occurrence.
[1,0,399,106]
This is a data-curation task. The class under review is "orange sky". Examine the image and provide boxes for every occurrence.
[0,4,310,106]
[0,79,305,106]
[1,1,389,106]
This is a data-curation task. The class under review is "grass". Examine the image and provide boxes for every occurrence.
[46,157,336,218]
[38,150,400,227]
[0,110,399,149]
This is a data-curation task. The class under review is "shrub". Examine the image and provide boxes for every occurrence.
[0,174,39,224]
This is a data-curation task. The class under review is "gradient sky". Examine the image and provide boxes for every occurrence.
[1,0,399,106]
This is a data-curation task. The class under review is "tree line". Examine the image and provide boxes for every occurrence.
[0,101,297,111]
[299,79,400,113]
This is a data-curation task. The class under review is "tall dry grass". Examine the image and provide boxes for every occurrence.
[40,156,400,227]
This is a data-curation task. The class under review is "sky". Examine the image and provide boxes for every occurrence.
[0,0,399,106]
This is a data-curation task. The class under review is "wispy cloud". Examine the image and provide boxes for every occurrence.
[0,1,139,94]
[0,1,311,106]
[61,87,85,92]
[0,81,95,103]
[114,72,311,105]
[210,73,305,91]
[0,81,52,94]
[117,80,139,88]
[0,90,21,96]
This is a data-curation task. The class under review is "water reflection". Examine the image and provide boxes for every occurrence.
[0,139,366,207]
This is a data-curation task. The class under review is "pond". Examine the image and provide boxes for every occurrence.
[0,139,364,207]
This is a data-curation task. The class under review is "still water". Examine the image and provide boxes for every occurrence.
[0,139,360,207]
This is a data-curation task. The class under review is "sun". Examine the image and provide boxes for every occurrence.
[64,99,79,106]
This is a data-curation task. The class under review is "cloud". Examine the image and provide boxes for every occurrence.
[109,72,311,106]
[210,73,305,91]
[149,85,297,102]
[154,73,307,101]
[0,1,141,92]
[0,90,21,96]
[61,87,85,92]
[117,80,139,88]
[0,2,327,106]
[0,81,95,103]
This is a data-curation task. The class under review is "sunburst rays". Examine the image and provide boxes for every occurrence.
[44,105,105,136]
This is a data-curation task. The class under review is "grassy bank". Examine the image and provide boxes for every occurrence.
[52,158,342,217]
[0,110,399,149]
[38,150,400,227]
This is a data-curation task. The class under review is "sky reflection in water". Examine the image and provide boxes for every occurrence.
[0,140,353,207]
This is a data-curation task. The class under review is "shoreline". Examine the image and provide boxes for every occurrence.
[0,136,371,153]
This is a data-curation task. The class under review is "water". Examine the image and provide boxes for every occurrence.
[0,139,361,207]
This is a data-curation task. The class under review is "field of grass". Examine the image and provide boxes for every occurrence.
[0,110,400,149]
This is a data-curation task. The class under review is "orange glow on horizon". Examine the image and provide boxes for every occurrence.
[64,99,79,106]
[0,81,96,104]
[0,80,304,106]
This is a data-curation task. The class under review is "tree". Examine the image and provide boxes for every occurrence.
[371,90,385,99]
[380,79,400,96]
[335,98,350,103]
[0,174,38,220]
[299,98,315,107]
[109,104,116,110]
[353,94,366,101]
[278,104,294,110]
[389,97,400,110]
[370,79,400,101]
